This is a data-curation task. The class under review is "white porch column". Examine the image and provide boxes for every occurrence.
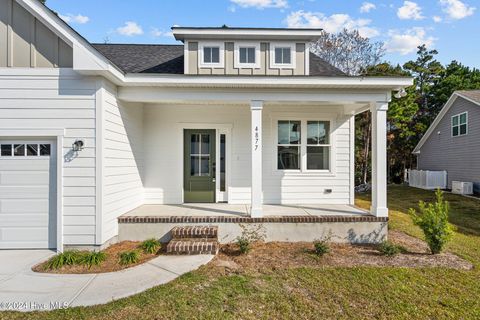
[370,102,389,217]
[250,100,263,217]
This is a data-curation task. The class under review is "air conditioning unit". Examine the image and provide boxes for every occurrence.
[452,181,473,195]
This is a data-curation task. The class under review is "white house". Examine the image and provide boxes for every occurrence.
[0,0,412,251]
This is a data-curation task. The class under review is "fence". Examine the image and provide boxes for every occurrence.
[405,169,447,190]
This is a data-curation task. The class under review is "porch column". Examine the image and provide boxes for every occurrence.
[250,100,263,217]
[370,102,389,217]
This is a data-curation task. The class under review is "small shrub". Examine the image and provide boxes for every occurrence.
[378,241,402,257]
[119,250,140,265]
[409,189,454,254]
[313,239,330,256]
[80,251,106,269]
[140,238,161,254]
[236,223,266,254]
[44,250,81,270]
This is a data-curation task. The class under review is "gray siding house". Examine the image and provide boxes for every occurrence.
[413,90,480,193]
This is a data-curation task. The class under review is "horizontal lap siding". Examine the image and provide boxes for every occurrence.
[102,83,144,242]
[144,104,351,205]
[418,97,480,188]
[0,71,97,245]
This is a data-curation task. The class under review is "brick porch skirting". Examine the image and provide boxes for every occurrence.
[118,215,388,224]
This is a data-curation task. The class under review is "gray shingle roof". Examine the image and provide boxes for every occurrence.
[92,43,345,76]
[456,90,480,104]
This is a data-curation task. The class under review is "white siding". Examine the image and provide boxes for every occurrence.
[0,69,97,245]
[102,82,144,242]
[144,104,352,205]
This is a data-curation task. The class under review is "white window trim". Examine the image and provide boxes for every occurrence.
[451,111,468,137]
[234,42,261,69]
[198,41,225,68]
[271,114,336,176]
[270,42,296,69]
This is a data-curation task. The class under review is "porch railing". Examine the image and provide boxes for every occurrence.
[405,169,447,190]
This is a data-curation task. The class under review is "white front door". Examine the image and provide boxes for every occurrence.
[0,141,56,249]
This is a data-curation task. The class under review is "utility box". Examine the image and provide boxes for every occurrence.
[452,181,474,195]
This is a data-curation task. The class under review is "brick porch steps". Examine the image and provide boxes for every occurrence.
[166,226,219,255]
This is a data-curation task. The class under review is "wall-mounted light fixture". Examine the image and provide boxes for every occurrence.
[394,88,407,99]
[72,139,85,152]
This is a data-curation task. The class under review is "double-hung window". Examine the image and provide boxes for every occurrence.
[277,120,331,172]
[452,112,467,137]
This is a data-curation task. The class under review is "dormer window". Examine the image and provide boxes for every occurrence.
[198,42,225,68]
[270,42,296,69]
[234,42,261,68]
[203,47,220,64]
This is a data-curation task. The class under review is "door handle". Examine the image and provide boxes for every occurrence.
[212,178,216,182]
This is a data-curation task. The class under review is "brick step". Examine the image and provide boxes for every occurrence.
[166,239,219,255]
[171,226,218,239]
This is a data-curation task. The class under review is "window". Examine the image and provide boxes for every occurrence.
[277,121,301,170]
[220,134,226,192]
[203,47,220,64]
[239,47,256,64]
[452,112,467,137]
[307,121,330,170]
[274,47,291,64]
[277,120,331,172]
[0,143,51,157]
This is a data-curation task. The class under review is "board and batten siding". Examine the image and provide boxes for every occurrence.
[0,69,98,245]
[101,82,144,243]
[0,0,73,68]
[417,96,480,188]
[143,104,353,205]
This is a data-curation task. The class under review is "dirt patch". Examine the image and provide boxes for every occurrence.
[210,231,473,275]
[33,241,163,274]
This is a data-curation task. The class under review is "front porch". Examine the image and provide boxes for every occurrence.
[117,204,387,244]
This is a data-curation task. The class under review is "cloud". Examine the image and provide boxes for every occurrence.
[440,0,475,20]
[59,14,89,24]
[360,2,376,13]
[285,10,379,38]
[433,15,443,22]
[230,0,287,9]
[385,27,435,55]
[150,28,173,38]
[397,1,424,20]
[116,21,144,36]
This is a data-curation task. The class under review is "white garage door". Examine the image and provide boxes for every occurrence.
[0,141,56,249]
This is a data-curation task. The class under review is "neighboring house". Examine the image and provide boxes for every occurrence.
[0,0,411,251]
[413,90,480,193]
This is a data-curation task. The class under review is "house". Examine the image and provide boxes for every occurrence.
[413,90,480,194]
[0,0,412,251]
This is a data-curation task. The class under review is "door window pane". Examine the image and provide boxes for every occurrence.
[14,144,25,156]
[307,121,329,144]
[201,134,210,155]
[27,144,38,156]
[200,156,210,176]
[220,134,226,192]
[190,134,200,154]
[307,146,330,170]
[1,144,12,156]
[278,146,300,170]
[191,156,200,176]
[40,144,51,156]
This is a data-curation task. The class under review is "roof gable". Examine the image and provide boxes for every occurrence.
[413,91,480,154]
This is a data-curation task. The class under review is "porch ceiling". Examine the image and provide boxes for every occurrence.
[122,204,369,218]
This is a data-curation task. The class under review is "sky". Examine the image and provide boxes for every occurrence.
[46,0,479,68]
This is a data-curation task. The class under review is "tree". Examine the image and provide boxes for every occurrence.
[310,29,385,76]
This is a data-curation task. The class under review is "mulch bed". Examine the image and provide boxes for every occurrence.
[33,241,164,274]
[211,231,474,274]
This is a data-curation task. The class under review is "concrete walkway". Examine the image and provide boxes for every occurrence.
[0,250,213,312]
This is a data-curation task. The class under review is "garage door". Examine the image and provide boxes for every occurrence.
[0,141,56,249]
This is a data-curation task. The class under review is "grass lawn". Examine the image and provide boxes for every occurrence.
[2,185,480,319]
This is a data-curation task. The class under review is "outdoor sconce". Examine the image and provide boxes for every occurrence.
[394,88,407,99]
[72,139,85,152]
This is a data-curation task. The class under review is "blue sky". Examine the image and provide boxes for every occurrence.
[46,0,479,68]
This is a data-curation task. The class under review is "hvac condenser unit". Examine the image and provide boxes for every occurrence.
[452,181,474,195]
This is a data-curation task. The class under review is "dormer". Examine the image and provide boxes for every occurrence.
[172,27,323,76]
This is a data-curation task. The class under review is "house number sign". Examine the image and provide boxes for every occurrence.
[254,126,259,151]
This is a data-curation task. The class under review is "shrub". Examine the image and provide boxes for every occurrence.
[408,189,454,254]
[80,251,106,269]
[44,250,81,270]
[236,237,251,254]
[236,224,266,254]
[313,239,330,256]
[140,238,161,254]
[119,250,140,265]
[378,241,402,257]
